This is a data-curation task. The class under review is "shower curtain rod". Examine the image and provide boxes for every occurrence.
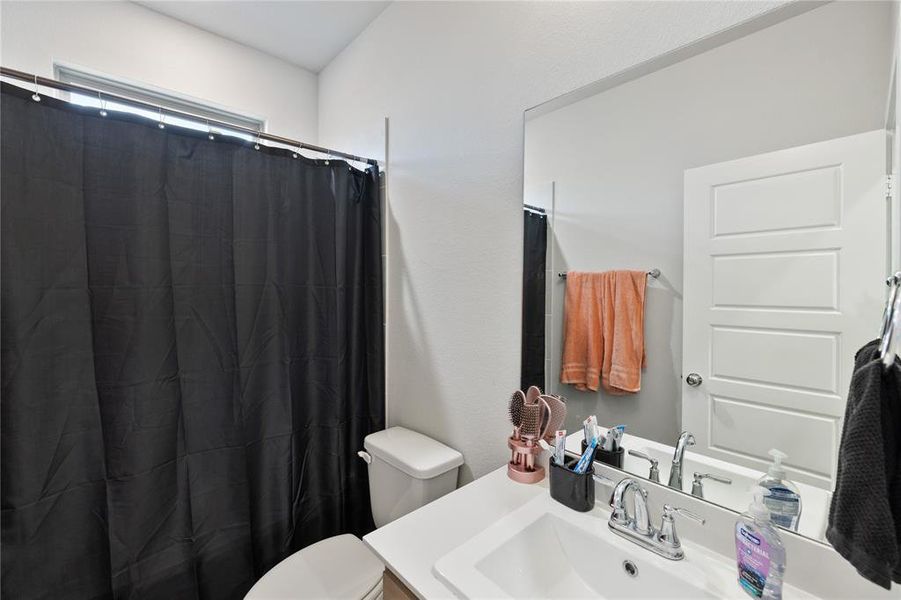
[0,66,379,166]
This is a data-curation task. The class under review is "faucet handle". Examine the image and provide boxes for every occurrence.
[658,504,705,552]
[662,504,706,525]
[690,472,732,499]
[694,472,732,485]
[628,449,660,483]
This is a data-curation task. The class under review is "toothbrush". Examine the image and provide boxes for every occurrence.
[574,435,598,474]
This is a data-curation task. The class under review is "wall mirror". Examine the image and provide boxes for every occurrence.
[521,0,899,545]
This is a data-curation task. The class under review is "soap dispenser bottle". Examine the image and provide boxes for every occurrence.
[756,449,802,531]
[735,487,786,600]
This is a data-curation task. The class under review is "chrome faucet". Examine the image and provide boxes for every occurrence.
[667,431,695,490]
[691,472,732,499]
[608,477,706,560]
[610,477,651,535]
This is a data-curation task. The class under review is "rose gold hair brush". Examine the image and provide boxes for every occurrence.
[540,394,567,443]
[508,389,525,440]
[507,394,548,483]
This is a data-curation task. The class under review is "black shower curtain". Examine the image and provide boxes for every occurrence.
[0,82,384,599]
[521,209,547,391]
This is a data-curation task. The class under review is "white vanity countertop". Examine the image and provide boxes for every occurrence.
[363,465,545,598]
[363,434,893,599]
[363,461,814,600]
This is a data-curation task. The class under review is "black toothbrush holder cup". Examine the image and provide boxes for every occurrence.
[581,438,625,469]
[549,456,595,512]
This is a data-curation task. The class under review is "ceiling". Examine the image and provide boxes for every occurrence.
[137,1,391,73]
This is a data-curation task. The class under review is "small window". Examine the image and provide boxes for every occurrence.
[54,63,264,141]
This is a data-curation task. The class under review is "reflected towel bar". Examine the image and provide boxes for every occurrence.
[558,268,660,279]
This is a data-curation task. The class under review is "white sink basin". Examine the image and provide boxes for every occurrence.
[434,494,814,599]
[474,512,713,599]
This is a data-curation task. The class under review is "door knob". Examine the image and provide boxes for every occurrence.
[685,373,703,387]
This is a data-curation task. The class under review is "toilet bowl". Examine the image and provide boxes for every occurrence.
[245,427,463,599]
[243,534,384,600]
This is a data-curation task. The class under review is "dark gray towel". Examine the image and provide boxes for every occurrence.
[827,339,901,589]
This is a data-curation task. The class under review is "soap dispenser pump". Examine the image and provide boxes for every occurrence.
[765,449,788,479]
[735,487,786,600]
[756,449,802,531]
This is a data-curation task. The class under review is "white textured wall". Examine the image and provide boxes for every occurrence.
[0,1,318,142]
[526,1,892,446]
[318,1,795,482]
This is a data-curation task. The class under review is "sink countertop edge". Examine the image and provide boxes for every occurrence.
[364,432,896,599]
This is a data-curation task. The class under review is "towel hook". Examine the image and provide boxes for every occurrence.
[882,290,901,369]
[31,74,41,102]
[880,272,901,369]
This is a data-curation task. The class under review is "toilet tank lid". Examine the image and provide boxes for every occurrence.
[364,427,464,480]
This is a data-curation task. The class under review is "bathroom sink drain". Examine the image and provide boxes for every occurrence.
[622,560,638,578]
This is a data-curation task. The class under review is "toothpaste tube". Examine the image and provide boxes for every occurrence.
[574,435,598,474]
[614,424,626,448]
[554,430,566,465]
[582,415,598,444]
[603,425,626,451]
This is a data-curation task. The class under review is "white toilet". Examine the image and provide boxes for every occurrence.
[245,426,463,600]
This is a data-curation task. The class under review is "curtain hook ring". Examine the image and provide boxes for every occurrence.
[325,151,331,166]
[31,74,41,102]
[207,119,215,141]
[157,106,165,129]
[98,91,107,117]
[254,129,261,151]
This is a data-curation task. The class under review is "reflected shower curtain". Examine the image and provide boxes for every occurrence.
[521,209,547,391]
[0,83,384,599]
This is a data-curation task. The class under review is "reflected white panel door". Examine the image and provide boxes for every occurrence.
[682,130,887,489]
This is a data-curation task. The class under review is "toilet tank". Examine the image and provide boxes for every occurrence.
[362,427,464,527]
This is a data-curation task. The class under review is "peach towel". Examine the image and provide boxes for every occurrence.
[560,270,647,393]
